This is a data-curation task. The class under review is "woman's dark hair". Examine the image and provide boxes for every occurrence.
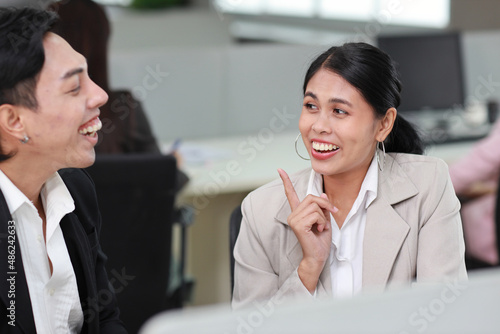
[303,42,424,155]
[51,0,160,154]
[0,8,58,161]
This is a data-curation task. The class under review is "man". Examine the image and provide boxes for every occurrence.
[0,7,127,333]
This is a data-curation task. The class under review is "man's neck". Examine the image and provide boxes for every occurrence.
[0,157,56,205]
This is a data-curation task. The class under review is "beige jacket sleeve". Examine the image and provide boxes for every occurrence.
[232,186,314,310]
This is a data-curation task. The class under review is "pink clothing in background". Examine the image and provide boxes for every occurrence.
[449,120,500,265]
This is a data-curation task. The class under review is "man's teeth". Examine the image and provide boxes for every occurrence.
[312,141,339,152]
[79,119,102,135]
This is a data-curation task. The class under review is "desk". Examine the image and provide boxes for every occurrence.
[164,132,478,306]
[172,131,311,197]
[141,269,500,334]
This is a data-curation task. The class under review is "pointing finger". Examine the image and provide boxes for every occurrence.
[278,168,300,211]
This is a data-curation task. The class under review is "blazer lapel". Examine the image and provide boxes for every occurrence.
[0,190,36,333]
[60,212,97,334]
[362,154,418,290]
[275,157,419,295]
[274,168,332,296]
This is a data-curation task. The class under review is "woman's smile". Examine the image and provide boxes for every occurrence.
[299,69,381,177]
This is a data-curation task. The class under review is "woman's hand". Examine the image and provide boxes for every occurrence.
[278,168,338,293]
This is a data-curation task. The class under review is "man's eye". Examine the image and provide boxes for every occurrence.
[334,108,347,115]
[69,86,81,94]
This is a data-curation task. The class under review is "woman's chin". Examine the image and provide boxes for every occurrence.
[310,160,339,177]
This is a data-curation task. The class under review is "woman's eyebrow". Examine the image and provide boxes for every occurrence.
[304,91,318,100]
[329,97,352,107]
[305,92,353,107]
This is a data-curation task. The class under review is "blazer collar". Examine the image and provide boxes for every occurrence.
[0,170,95,333]
[377,153,419,206]
[274,154,418,223]
[274,154,419,293]
[362,153,418,289]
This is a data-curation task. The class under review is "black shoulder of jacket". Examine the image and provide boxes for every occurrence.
[58,168,100,231]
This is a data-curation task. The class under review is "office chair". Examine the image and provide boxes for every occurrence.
[86,154,179,334]
[229,205,242,297]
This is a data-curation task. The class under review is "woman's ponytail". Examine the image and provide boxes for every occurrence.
[385,114,424,154]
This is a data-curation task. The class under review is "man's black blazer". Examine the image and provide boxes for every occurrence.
[0,168,127,333]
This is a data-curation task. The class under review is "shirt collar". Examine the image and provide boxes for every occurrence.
[40,172,75,214]
[0,169,75,223]
[359,156,378,209]
[0,168,33,215]
[41,172,75,240]
[306,156,379,210]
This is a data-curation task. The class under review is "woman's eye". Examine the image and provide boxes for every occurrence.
[304,103,317,110]
[334,108,347,115]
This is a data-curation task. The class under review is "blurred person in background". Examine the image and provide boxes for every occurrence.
[50,0,189,191]
[449,118,500,267]
[51,0,160,154]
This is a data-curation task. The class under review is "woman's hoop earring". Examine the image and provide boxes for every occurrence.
[377,141,386,171]
[295,133,310,161]
[20,135,29,144]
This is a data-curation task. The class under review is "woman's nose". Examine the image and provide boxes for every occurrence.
[312,113,332,134]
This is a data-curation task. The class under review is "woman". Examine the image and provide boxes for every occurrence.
[232,42,467,309]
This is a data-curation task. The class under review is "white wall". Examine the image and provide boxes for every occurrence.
[462,31,500,104]
[107,7,232,50]
[106,7,500,143]
[107,8,354,142]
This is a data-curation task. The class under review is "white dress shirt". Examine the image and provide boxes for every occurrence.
[306,156,378,299]
[0,170,84,333]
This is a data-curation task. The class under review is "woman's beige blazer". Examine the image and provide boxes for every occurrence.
[232,153,467,309]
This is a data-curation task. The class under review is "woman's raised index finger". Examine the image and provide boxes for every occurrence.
[277,168,300,211]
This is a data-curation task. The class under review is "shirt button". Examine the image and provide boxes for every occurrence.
[48,288,55,296]
[37,235,42,243]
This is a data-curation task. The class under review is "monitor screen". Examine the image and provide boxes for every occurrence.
[377,33,465,112]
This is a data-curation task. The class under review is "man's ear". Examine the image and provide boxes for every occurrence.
[0,104,26,141]
[376,107,397,142]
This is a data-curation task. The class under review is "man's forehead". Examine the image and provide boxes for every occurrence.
[42,32,87,79]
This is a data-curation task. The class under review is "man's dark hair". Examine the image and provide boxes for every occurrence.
[0,8,58,110]
[0,8,57,162]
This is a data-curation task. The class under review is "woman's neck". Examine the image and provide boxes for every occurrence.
[322,164,371,228]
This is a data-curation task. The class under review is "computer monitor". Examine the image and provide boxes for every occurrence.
[377,32,465,113]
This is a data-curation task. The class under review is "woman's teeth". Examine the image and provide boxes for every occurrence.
[79,118,102,136]
[312,141,339,152]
